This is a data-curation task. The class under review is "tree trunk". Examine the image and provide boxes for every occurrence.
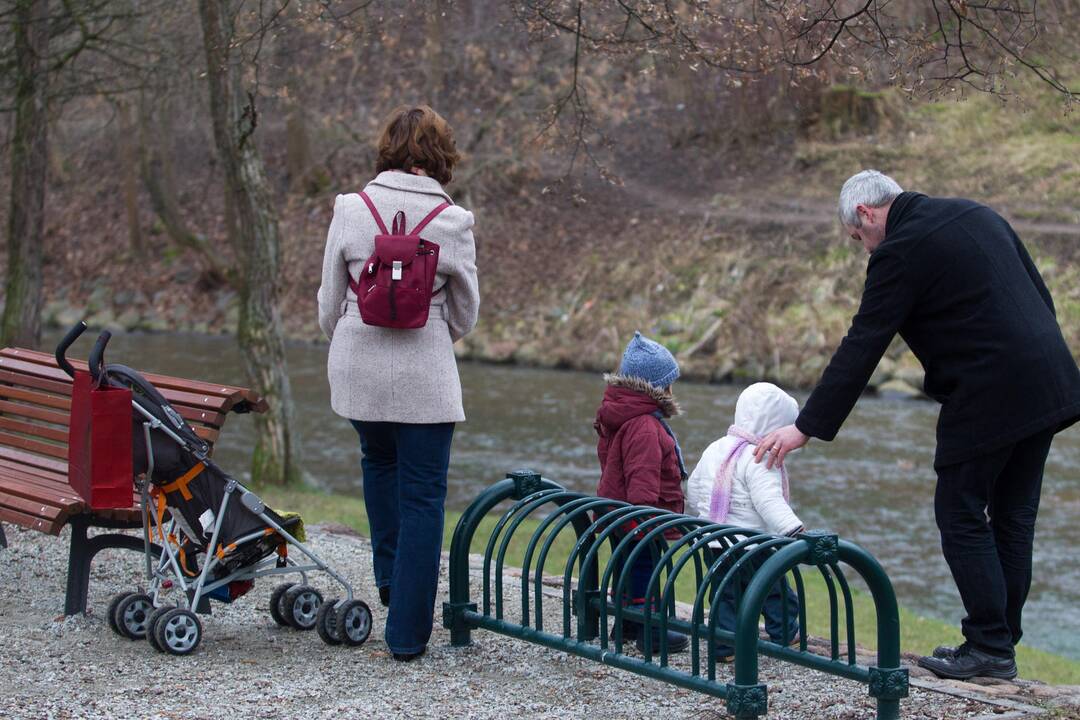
[137,94,232,281]
[285,110,312,193]
[118,101,144,258]
[1,0,49,350]
[277,7,312,194]
[199,0,298,485]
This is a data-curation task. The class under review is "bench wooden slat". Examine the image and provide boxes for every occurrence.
[0,398,71,425]
[0,415,68,442]
[0,369,229,429]
[194,425,218,443]
[0,403,217,446]
[0,472,85,507]
[176,405,227,428]
[0,384,70,410]
[0,356,236,414]
[0,367,71,395]
[0,430,66,459]
[0,382,227,433]
[0,446,69,475]
[0,349,268,413]
[0,505,61,534]
[0,489,65,520]
[2,347,251,398]
[0,456,67,482]
[0,467,140,518]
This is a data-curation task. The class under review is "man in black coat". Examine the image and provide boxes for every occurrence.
[755,170,1080,680]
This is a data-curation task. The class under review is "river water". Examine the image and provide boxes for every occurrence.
[49,330,1080,660]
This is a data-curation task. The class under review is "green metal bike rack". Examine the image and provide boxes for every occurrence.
[444,471,909,719]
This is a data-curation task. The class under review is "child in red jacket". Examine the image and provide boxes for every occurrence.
[594,332,689,653]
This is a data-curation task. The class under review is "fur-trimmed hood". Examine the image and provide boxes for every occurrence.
[596,373,682,432]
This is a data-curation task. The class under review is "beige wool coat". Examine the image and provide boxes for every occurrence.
[317,171,480,423]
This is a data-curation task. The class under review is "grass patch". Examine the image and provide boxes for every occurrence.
[263,484,1080,685]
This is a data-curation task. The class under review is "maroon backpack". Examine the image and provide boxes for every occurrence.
[348,191,450,329]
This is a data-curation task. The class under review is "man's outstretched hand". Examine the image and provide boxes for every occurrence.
[753,424,810,469]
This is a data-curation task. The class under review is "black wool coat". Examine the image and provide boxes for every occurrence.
[796,192,1080,468]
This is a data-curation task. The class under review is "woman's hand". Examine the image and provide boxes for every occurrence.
[752,424,809,470]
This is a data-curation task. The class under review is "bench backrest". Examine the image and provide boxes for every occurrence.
[0,346,266,531]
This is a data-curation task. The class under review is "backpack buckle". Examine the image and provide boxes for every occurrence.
[392,260,403,281]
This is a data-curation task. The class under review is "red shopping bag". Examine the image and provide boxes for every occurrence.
[67,370,134,509]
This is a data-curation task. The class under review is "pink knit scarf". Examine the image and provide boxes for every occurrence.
[709,425,790,524]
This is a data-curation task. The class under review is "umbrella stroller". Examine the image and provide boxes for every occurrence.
[57,322,371,655]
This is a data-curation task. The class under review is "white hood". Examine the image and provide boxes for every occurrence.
[733,382,799,438]
[684,381,804,536]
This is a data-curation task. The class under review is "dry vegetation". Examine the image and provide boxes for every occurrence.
[1,0,1077,394]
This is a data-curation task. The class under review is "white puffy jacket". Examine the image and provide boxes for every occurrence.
[686,383,804,536]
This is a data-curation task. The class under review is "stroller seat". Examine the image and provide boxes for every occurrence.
[217,512,305,575]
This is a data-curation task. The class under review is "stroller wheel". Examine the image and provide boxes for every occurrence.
[115,593,154,640]
[269,583,295,627]
[316,598,342,645]
[155,608,202,656]
[335,600,372,647]
[284,585,323,630]
[146,606,175,652]
[105,592,131,637]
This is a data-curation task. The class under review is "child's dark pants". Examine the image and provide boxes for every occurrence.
[712,548,800,657]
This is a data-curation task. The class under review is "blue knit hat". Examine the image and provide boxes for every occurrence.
[619,332,680,389]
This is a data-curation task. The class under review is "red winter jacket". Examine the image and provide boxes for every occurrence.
[594,374,685,514]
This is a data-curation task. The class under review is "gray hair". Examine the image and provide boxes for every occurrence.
[838,170,903,227]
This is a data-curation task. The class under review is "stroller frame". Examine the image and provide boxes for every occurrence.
[135,403,357,614]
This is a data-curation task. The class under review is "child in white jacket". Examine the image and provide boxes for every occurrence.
[686,382,804,659]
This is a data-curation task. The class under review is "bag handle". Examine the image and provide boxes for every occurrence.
[358,191,389,235]
[392,211,407,236]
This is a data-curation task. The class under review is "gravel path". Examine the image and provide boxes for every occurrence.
[0,524,1026,719]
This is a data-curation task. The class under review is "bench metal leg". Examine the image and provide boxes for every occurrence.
[0,522,7,549]
[64,516,160,616]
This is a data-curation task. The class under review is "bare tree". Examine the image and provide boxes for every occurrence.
[0,0,173,347]
[515,1,1077,171]
[1,0,49,348]
[198,0,297,485]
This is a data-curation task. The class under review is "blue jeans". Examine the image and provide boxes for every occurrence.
[350,420,455,654]
[712,549,801,657]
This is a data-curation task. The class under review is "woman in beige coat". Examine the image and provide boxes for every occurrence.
[317,106,479,661]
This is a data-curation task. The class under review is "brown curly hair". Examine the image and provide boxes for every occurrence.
[375,105,461,185]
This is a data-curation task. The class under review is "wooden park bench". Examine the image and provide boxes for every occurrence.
[0,345,266,615]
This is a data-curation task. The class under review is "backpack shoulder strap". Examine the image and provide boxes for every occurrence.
[409,201,452,236]
[358,191,389,235]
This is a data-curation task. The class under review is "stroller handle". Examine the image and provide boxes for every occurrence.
[55,321,87,379]
[88,330,112,384]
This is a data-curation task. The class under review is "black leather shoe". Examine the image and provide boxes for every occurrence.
[917,646,1016,680]
[378,585,390,608]
[621,621,689,654]
[392,646,426,662]
[932,642,967,659]
[638,628,689,654]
